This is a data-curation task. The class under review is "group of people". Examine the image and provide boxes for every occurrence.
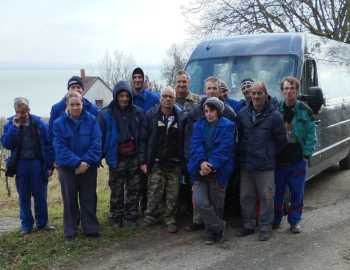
[1,66,317,245]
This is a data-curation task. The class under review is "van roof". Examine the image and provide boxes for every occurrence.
[189,33,305,60]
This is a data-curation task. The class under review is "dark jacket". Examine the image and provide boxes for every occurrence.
[98,81,143,168]
[53,110,102,169]
[184,96,237,161]
[1,114,54,178]
[239,96,279,107]
[138,103,187,173]
[188,117,236,188]
[236,97,287,170]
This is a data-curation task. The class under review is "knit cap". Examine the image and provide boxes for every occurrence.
[219,79,229,90]
[204,97,224,111]
[67,76,84,90]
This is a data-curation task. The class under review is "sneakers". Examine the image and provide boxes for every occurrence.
[127,220,138,228]
[20,229,30,235]
[167,223,178,233]
[205,237,215,245]
[139,221,152,230]
[38,225,56,232]
[184,222,205,232]
[85,232,106,238]
[236,228,255,237]
[113,220,123,230]
[259,231,270,241]
[216,221,226,244]
[290,222,301,234]
[65,236,75,244]
[272,222,281,230]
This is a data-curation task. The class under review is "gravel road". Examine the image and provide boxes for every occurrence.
[51,164,350,270]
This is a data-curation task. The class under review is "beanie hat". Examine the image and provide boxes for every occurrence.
[145,75,149,82]
[204,97,224,112]
[132,68,144,77]
[67,76,84,90]
[240,78,254,89]
[219,79,228,90]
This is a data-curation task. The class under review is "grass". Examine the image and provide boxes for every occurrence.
[0,161,169,270]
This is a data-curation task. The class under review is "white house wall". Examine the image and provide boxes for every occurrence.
[83,79,113,107]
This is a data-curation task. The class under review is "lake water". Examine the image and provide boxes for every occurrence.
[0,69,162,118]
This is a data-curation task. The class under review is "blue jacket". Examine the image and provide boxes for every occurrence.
[226,96,243,113]
[53,110,102,169]
[1,114,54,177]
[98,81,143,168]
[239,96,279,107]
[132,89,160,114]
[188,117,236,188]
[49,97,99,159]
[236,97,287,170]
[138,103,187,172]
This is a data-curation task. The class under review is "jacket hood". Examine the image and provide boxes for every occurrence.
[129,67,146,96]
[112,80,134,108]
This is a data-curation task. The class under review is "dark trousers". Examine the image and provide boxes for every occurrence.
[59,167,99,237]
[109,155,141,221]
[139,173,148,214]
[16,159,48,230]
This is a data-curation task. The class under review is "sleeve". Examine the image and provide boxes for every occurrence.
[53,120,82,168]
[48,105,58,157]
[273,112,287,156]
[81,118,102,166]
[41,121,54,171]
[98,111,107,158]
[138,112,150,165]
[184,110,195,161]
[0,122,20,150]
[208,123,235,169]
[303,110,317,158]
[189,123,207,167]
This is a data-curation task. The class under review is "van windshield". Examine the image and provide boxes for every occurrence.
[185,55,298,101]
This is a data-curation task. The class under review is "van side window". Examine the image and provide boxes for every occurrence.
[301,59,316,94]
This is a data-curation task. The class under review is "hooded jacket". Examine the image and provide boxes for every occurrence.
[188,116,236,188]
[236,96,287,170]
[98,80,144,168]
[184,96,237,161]
[138,103,187,173]
[129,67,160,113]
[1,114,54,178]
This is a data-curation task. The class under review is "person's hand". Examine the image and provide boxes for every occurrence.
[303,158,308,163]
[13,116,20,127]
[140,164,147,174]
[53,161,59,170]
[200,161,212,172]
[200,169,209,176]
[75,162,89,175]
[47,170,54,177]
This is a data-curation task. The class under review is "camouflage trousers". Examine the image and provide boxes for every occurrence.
[109,155,141,221]
[144,162,181,225]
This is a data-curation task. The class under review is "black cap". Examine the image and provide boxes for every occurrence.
[67,76,84,90]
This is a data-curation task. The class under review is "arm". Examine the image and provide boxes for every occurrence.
[302,111,317,158]
[273,113,287,156]
[97,111,107,158]
[81,118,102,166]
[41,121,54,172]
[189,123,207,167]
[0,122,20,150]
[184,110,196,161]
[138,112,150,167]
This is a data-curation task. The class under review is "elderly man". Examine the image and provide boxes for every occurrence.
[219,79,243,113]
[1,97,55,235]
[236,82,286,241]
[138,86,186,233]
[184,76,237,232]
[273,77,317,234]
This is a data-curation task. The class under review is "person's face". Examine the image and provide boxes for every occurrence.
[251,84,268,108]
[175,74,190,95]
[220,88,228,99]
[204,104,219,123]
[132,74,143,89]
[67,97,83,118]
[117,91,130,109]
[204,81,220,98]
[282,81,299,103]
[68,84,84,94]
[160,88,176,109]
[242,84,252,99]
[15,105,30,124]
[144,81,150,90]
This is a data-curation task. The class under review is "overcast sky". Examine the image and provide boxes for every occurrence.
[0,0,190,66]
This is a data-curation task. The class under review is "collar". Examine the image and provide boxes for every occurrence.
[132,88,147,100]
[21,119,30,127]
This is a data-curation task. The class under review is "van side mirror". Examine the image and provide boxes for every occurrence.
[297,86,324,114]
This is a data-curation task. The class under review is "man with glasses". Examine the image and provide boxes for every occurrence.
[273,76,317,234]
[138,87,187,233]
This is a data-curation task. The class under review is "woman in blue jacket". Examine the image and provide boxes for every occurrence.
[188,97,235,245]
[53,91,104,244]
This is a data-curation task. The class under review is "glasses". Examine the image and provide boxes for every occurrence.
[161,95,175,99]
[283,87,297,91]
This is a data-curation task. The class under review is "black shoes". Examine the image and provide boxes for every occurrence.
[236,228,255,237]
[205,237,215,245]
[65,236,75,244]
[127,220,138,228]
[38,225,56,232]
[20,229,30,235]
[259,231,270,241]
[216,221,226,244]
[272,222,281,230]
[113,220,123,229]
[86,232,106,238]
[290,222,301,234]
[139,221,152,229]
[184,222,205,232]
[167,223,178,233]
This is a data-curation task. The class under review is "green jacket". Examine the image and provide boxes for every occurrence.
[176,91,202,115]
[277,100,317,158]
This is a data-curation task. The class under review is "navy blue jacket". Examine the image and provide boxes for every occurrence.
[53,110,102,169]
[49,97,99,160]
[226,96,243,113]
[1,114,54,177]
[98,81,143,168]
[236,97,287,170]
[188,117,236,188]
[138,103,187,172]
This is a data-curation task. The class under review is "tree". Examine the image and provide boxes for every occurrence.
[161,43,189,87]
[98,49,136,89]
[181,0,350,44]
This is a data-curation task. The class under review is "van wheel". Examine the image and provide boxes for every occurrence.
[283,187,291,215]
[339,152,350,170]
